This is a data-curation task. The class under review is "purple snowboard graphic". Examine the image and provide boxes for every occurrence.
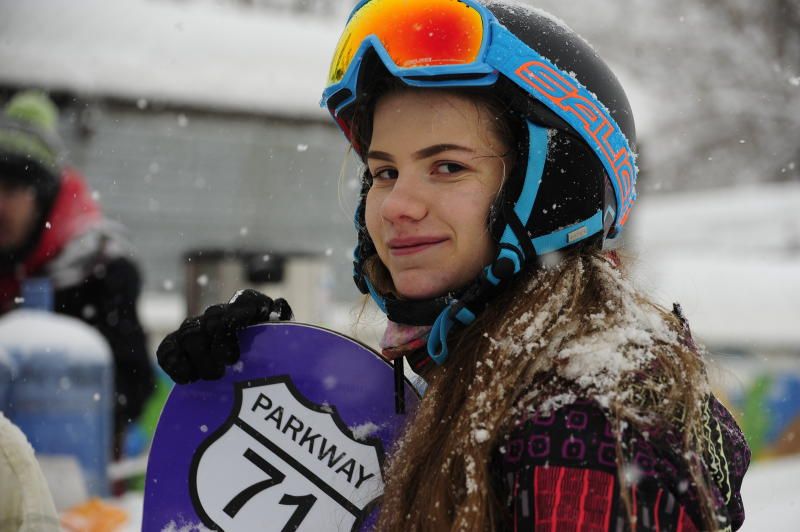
[144,322,420,531]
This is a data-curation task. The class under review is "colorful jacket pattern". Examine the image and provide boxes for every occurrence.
[493,396,750,531]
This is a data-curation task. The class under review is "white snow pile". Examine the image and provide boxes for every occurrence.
[472,427,491,443]
[349,421,381,441]
[0,309,111,363]
[630,181,800,350]
[160,521,214,532]
[739,454,800,531]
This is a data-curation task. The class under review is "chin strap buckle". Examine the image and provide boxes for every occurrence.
[427,297,478,365]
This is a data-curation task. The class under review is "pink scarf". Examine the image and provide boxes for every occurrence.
[379,321,431,361]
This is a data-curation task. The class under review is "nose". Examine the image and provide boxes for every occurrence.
[379,173,427,224]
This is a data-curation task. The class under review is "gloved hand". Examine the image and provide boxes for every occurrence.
[156,289,293,384]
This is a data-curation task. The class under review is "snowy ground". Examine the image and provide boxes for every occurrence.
[738,455,800,531]
[629,181,800,351]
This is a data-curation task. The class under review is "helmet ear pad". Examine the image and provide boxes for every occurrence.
[490,130,606,251]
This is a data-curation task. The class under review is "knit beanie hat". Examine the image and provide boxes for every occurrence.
[0,90,63,199]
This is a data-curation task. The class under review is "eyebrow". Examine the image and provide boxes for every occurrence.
[366,144,476,162]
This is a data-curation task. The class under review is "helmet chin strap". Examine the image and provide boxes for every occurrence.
[362,276,453,326]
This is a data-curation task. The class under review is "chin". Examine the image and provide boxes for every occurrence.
[392,270,454,300]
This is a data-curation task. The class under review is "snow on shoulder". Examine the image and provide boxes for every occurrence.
[488,255,687,414]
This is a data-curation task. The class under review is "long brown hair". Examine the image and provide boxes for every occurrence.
[373,251,719,531]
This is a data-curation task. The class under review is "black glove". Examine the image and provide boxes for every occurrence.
[156,289,293,384]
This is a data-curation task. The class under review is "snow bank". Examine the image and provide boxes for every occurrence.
[630,182,800,349]
[739,455,800,531]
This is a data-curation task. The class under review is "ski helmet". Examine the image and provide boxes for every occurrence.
[321,0,638,364]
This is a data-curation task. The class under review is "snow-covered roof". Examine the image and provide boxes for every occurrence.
[0,0,341,119]
[0,1,657,132]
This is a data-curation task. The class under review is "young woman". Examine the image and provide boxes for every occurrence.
[158,1,750,530]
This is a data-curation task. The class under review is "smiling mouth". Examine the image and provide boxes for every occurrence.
[388,237,448,256]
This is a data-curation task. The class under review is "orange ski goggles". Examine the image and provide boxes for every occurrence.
[325,0,486,87]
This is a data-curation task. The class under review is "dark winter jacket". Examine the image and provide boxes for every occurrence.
[493,396,749,531]
[0,168,154,439]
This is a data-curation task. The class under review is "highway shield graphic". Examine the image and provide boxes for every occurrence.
[191,377,383,531]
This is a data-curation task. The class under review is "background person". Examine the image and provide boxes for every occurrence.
[0,90,154,456]
[157,1,750,529]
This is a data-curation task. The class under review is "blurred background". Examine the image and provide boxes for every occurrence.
[0,0,798,529]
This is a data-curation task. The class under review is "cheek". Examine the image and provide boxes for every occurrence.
[452,187,495,234]
[364,191,383,248]
[450,186,498,265]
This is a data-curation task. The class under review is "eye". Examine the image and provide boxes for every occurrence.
[371,167,398,182]
[434,162,466,175]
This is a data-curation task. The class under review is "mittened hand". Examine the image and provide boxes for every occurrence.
[156,289,293,384]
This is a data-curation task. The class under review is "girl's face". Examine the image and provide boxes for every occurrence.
[365,90,508,300]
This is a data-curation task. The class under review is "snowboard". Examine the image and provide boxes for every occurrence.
[143,322,420,531]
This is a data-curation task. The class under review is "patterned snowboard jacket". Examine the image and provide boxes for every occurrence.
[493,396,750,531]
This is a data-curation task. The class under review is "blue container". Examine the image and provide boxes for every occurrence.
[20,277,54,312]
[0,309,113,497]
